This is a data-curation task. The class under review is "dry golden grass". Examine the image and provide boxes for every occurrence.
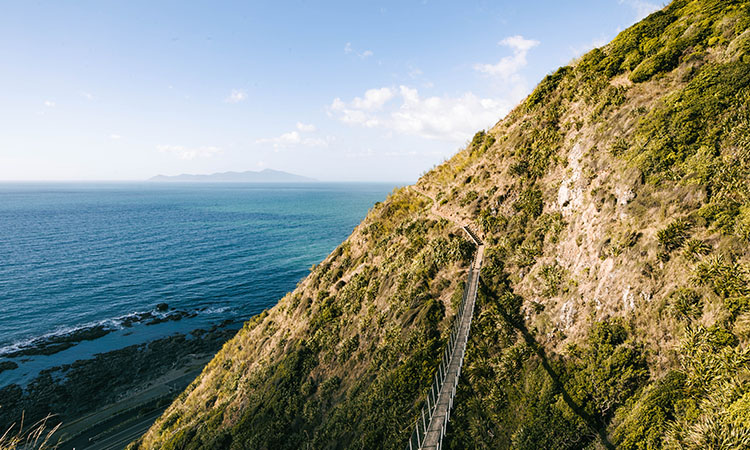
[0,413,60,450]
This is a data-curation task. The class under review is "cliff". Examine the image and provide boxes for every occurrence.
[132,1,750,448]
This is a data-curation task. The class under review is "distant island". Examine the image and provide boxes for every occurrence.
[148,169,316,183]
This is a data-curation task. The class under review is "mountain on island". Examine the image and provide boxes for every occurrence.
[148,168,316,183]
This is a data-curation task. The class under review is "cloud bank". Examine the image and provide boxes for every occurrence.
[329,35,539,142]
[157,145,222,160]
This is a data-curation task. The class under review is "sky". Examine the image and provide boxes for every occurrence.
[0,0,664,182]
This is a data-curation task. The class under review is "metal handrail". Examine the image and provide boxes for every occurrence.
[406,226,481,450]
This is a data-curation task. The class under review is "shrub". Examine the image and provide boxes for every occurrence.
[632,61,750,179]
[525,67,571,108]
[469,130,496,156]
[567,319,648,420]
[609,137,629,156]
[513,187,544,218]
[601,9,678,77]
[692,254,750,298]
[477,209,507,235]
[682,238,711,261]
[629,47,682,83]
[612,371,688,450]
[460,190,478,206]
[669,288,703,321]
[538,263,566,297]
[665,322,750,449]
[657,218,692,252]
[735,204,750,241]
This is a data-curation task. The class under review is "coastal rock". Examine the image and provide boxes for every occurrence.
[0,360,19,374]
[0,324,239,429]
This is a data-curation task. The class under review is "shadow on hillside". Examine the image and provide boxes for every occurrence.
[479,279,615,450]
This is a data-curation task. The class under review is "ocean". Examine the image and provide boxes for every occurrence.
[0,182,396,386]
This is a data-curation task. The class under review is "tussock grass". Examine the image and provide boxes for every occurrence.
[0,414,60,450]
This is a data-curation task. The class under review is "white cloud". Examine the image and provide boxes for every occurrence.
[330,98,382,128]
[296,122,317,132]
[351,87,394,110]
[330,35,542,143]
[474,35,540,81]
[329,85,515,142]
[390,86,512,141]
[110,134,122,140]
[256,127,330,149]
[329,87,396,128]
[344,42,374,59]
[225,89,247,103]
[81,92,94,100]
[157,145,222,160]
[44,100,55,107]
[619,0,661,20]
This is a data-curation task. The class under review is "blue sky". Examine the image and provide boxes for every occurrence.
[0,0,663,182]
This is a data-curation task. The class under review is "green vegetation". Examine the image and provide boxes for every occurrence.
[131,188,474,450]
[658,219,692,252]
[682,238,711,261]
[669,288,704,321]
[538,262,566,297]
[135,2,750,449]
[612,371,687,450]
[692,255,749,299]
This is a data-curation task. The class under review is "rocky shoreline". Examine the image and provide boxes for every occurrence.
[0,320,240,443]
[0,304,206,359]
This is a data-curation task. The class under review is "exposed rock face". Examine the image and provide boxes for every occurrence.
[133,2,750,449]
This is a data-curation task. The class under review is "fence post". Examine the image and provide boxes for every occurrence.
[421,408,426,440]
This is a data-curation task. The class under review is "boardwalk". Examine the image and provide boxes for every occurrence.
[407,187,484,450]
[421,231,483,449]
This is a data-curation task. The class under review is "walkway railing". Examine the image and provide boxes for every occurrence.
[406,226,482,450]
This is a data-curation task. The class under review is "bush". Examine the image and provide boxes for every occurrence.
[682,238,711,261]
[567,319,648,420]
[735,204,750,241]
[669,288,703,321]
[538,263,566,297]
[460,190,478,206]
[513,187,544,218]
[525,67,571,108]
[612,371,687,450]
[629,47,682,83]
[469,130,496,156]
[657,218,692,252]
[632,61,750,179]
[692,254,750,298]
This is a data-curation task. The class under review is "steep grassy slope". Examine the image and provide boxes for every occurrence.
[417,1,750,448]
[134,1,750,448]
[131,189,475,449]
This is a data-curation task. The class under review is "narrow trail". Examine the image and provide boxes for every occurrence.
[407,187,484,450]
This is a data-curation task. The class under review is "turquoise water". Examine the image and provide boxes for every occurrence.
[0,182,395,384]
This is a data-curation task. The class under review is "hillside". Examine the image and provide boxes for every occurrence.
[132,1,750,449]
